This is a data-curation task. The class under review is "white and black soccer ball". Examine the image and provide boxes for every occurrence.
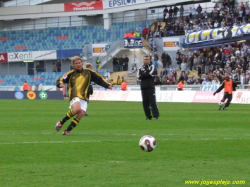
[139,135,156,152]
[219,101,224,106]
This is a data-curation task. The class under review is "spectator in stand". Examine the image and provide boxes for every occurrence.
[36,62,41,73]
[132,55,139,70]
[173,5,179,18]
[96,57,101,69]
[180,60,187,74]
[142,26,149,40]
[180,5,184,19]
[135,30,141,37]
[124,31,129,38]
[160,68,168,83]
[169,6,174,21]
[52,63,56,72]
[161,51,168,68]
[105,71,111,81]
[112,55,118,72]
[189,7,193,19]
[214,20,220,28]
[230,0,235,11]
[224,47,232,58]
[23,81,29,91]
[128,31,135,37]
[192,6,197,19]
[163,6,168,21]
[129,65,136,75]
[240,2,244,10]
[119,55,124,71]
[196,4,203,18]
[153,52,159,68]
[176,54,182,70]
[123,55,129,71]
[120,81,127,91]
[117,76,122,85]
[238,8,244,23]
[202,11,208,19]
[177,77,184,91]
[110,79,116,85]
[56,60,61,72]
[245,2,249,9]
[152,40,157,52]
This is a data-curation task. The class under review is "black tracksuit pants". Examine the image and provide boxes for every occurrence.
[222,92,233,107]
[141,88,159,119]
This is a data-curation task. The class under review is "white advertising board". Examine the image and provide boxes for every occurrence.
[8,50,57,62]
[163,38,180,51]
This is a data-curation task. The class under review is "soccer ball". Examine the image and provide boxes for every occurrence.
[219,101,224,106]
[139,135,156,152]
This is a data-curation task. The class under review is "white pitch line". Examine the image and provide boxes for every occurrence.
[0,137,249,145]
[1,132,249,136]
[0,140,102,145]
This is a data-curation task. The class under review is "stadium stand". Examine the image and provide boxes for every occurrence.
[0,20,153,53]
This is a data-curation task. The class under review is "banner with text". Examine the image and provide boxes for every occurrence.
[124,38,142,48]
[185,24,250,44]
[103,0,161,8]
[92,44,108,56]
[64,1,103,11]
[8,50,57,62]
[163,38,180,51]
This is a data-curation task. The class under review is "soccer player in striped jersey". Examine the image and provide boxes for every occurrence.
[55,56,112,135]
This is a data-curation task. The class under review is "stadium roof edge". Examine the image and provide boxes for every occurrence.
[0,0,197,21]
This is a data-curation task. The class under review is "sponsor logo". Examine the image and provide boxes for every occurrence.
[236,92,243,101]
[185,24,250,44]
[93,47,106,53]
[108,0,137,7]
[8,51,57,62]
[164,41,179,47]
[64,1,103,11]
[0,53,8,62]
[63,74,67,79]
[234,92,250,104]
[124,39,142,48]
[39,91,48,99]
[202,85,219,91]
[27,91,36,99]
[15,92,24,99]
[72,2,95,10]
[8,52,32,60]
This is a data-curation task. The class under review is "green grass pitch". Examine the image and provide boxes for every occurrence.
[0,100,249,187]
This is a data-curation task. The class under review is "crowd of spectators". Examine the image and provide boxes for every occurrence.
[146,0,250,38]
[154,41,250,86]
[183,1,250,34]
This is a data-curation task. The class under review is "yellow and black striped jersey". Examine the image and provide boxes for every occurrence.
[57,68,110,101]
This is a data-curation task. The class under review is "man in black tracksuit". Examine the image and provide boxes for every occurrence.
[137,55,160,120]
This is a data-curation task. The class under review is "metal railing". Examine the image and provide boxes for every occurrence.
[89,40,124,71]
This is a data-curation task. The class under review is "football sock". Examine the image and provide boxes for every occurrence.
[61,109,75,124]
[66,117,80,131]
